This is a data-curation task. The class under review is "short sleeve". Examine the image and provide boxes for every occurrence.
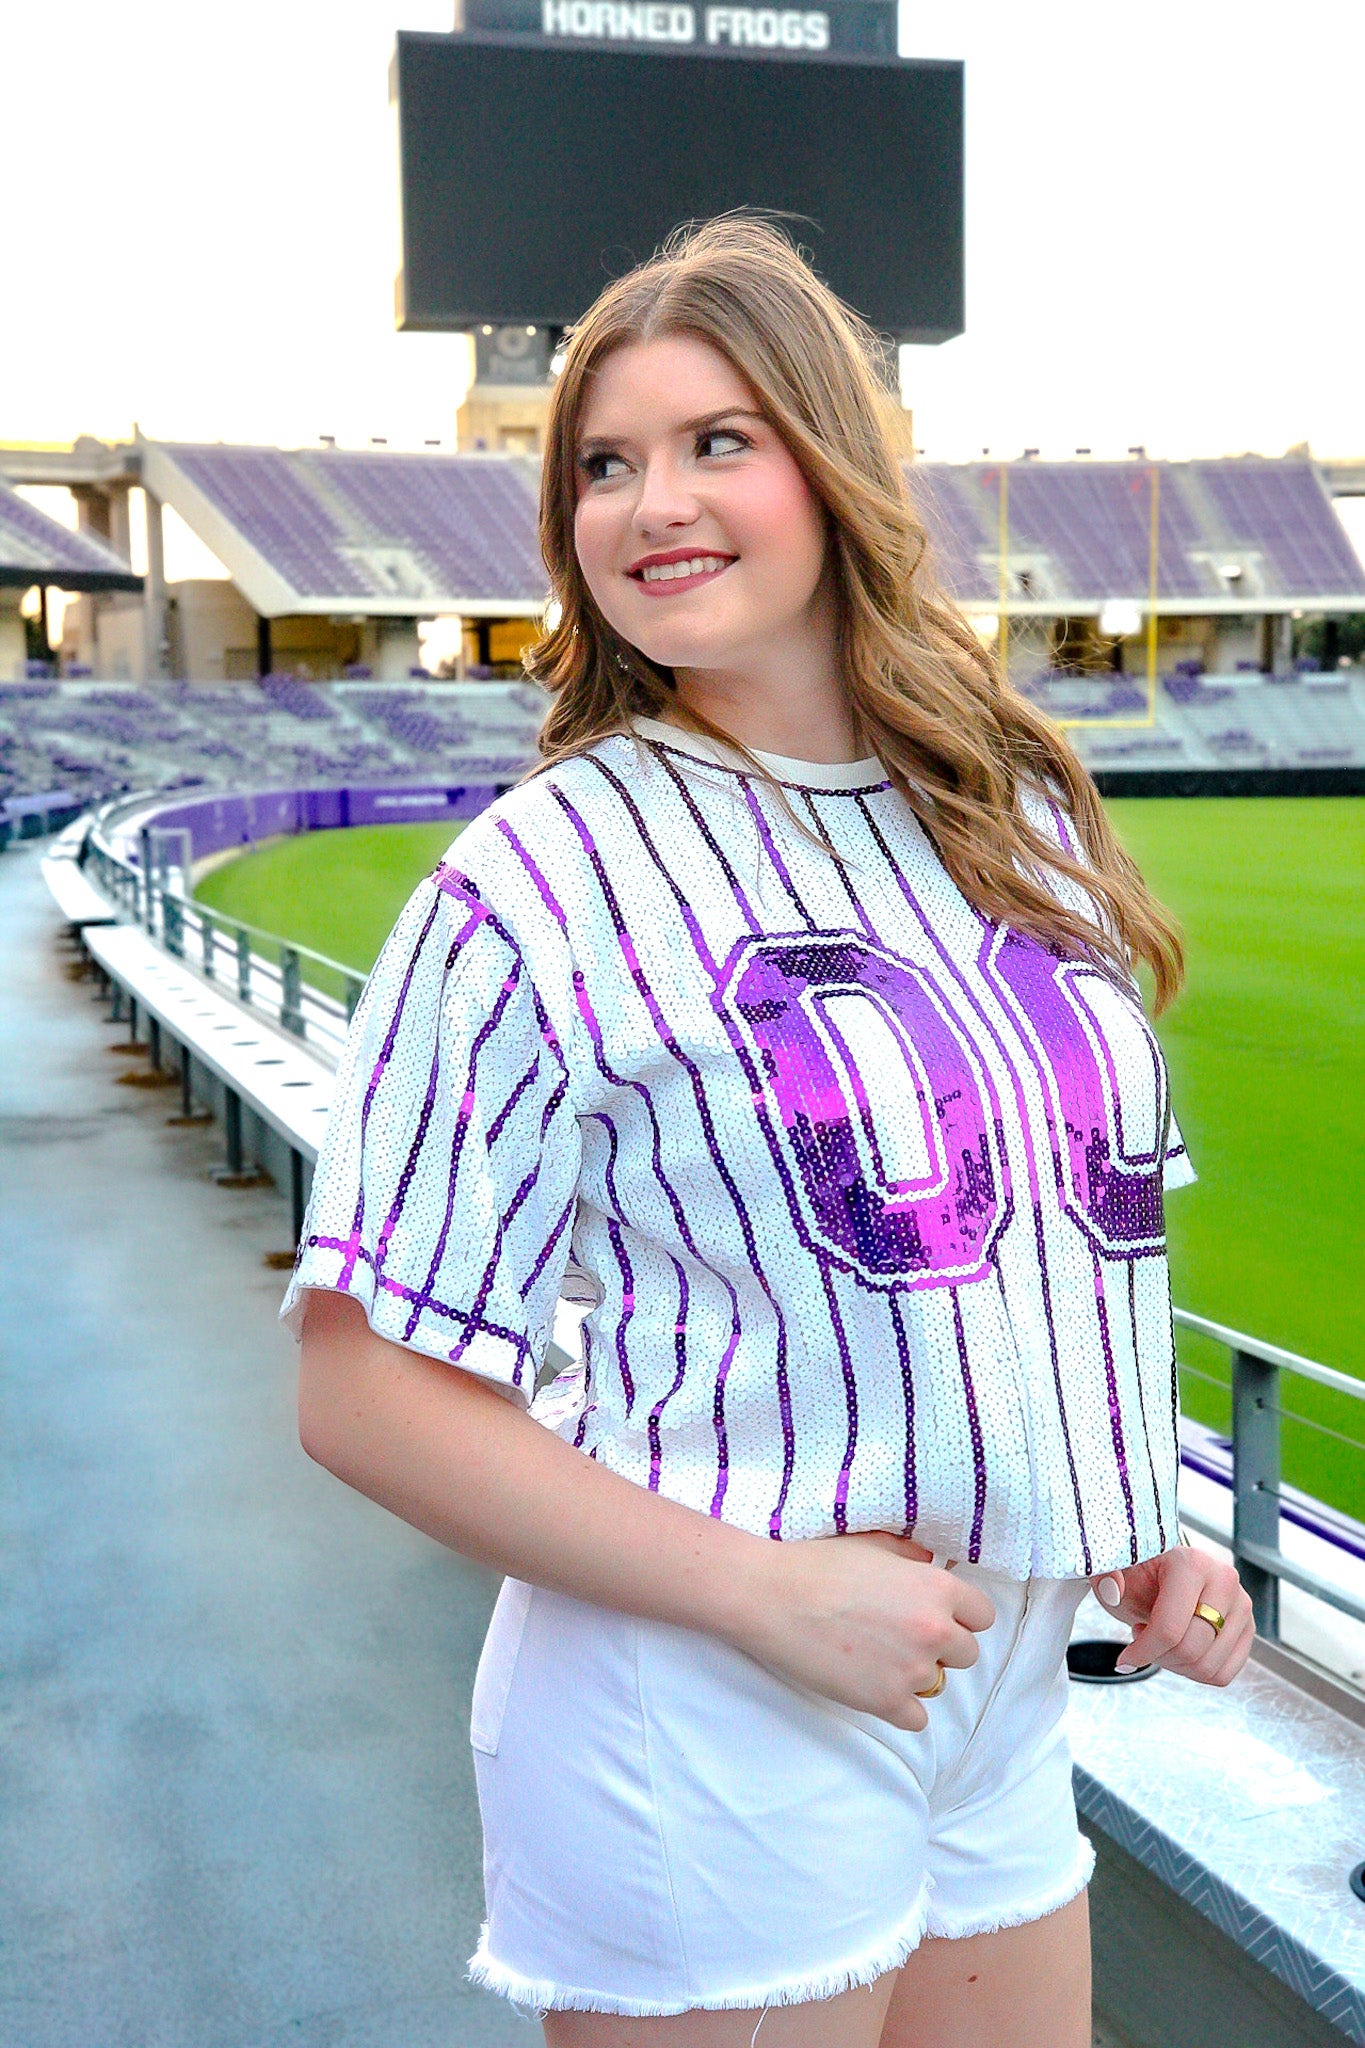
[1163,1107,1196,1192]
[281,864,582,1403]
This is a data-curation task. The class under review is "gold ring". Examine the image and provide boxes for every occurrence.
[1194,1602,1226,1636]
[914,1665,947,1700]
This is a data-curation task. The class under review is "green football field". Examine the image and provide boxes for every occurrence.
[196,798,1364,1513]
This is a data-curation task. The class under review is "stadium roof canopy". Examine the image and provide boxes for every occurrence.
[911,457,1365,616]
[0,477,142,592]
[141,441,546,620]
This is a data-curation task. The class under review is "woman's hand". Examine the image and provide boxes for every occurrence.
[1091,1542,1254,1685]
[735,1531,997,1732]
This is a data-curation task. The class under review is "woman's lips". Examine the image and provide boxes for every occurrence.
[629,556,735,597]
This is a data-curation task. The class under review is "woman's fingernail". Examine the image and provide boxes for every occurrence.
[1096,1576,1122,1608]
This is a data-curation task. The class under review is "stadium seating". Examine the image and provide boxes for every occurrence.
[3,670,1364,814]
[0,678,545,812]
[163,444,544,604]
[1019,667,1365,773]
[0,477,142,591]
[912,457,1365,607]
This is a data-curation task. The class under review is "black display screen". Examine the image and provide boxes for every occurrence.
[394,30,963,341]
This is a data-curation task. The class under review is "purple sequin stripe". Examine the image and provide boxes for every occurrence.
[521,1195,576,1303]
[590,752,799,1534]
[413,860,572,1378]
[649,1259,690,1493]
[819,1265,860,1533]
[890,1293,918,1535]
[371,925,469,1280]
[451,1158,541,1374]
[529,989,572,1130]
[548,785,745,1512]
[1128,1260,1167,1551]
[1092,1249,1140,1562]
[335,886,451,1289]
[498,806,709,1481]
[596,1115,638,1417]
[485,1054,540,1147]
[950,1287,989,1562]
[408,963,521,1354]
[739,776,813,925]
[304,1228,534,1371]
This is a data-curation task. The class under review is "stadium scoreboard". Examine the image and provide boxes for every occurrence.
[457,0,898,56]
[393,9,963,344]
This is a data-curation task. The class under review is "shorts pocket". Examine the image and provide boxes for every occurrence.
[471,1577,534,1757]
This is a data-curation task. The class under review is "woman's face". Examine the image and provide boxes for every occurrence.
[571,334,830,677]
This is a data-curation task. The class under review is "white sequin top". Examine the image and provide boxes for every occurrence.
[284,719,1194,1579]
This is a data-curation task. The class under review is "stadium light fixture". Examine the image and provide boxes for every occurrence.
[1100,600,1142,638]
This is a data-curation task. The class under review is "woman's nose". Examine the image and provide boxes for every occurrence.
[632,458,699,537]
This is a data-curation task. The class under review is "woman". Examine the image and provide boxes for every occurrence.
[288,217,1252,2046]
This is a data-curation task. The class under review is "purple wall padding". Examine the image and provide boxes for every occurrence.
[149,781,513,861]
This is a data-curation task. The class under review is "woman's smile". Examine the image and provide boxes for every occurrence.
[627,546,737,595]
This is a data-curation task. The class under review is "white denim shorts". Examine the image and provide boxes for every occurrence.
[467,1564,1093,2018]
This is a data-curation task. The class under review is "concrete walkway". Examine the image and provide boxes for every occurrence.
[0,843,527,2047]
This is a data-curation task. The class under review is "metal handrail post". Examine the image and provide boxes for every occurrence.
[1232,1348,1281,1640]
[202,909,216,980]
[224,1088,244,1175]
[236,927,251,1005]
[140,827,155,934]
[280,946,304,1038]
[163,890,183,958]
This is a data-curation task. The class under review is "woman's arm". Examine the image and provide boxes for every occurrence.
[299,1288,994,1731]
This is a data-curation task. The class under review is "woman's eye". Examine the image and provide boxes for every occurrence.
[698,429,750,459]
[580,451,628,482]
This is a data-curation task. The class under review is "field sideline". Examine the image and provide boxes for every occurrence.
[196,797,1364,1515]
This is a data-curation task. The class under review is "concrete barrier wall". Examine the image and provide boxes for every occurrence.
[148,780,516,862]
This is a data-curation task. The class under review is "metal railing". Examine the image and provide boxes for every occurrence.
[1173,1307,1365,1640]
[83,824,366,1068]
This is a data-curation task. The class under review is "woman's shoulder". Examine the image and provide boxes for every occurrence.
[431,736,638,942]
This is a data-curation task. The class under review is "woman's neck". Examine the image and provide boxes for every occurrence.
[667,581,861,766]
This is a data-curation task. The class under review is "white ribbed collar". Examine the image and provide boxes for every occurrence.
[630,715,886,792]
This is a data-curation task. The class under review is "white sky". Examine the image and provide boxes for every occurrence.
[5,0,1365,577]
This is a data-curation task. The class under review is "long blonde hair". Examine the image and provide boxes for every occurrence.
[527,216,1183,1009]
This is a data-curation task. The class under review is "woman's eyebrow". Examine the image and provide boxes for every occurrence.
[679,406,765,434]
[576,406,764,457]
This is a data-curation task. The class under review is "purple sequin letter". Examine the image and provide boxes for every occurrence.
[721,934,1006,1290]
[982,928,1168,1257]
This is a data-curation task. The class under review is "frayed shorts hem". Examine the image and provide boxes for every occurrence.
[468,1882,932,2017]
[923,1835,1096,1944]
